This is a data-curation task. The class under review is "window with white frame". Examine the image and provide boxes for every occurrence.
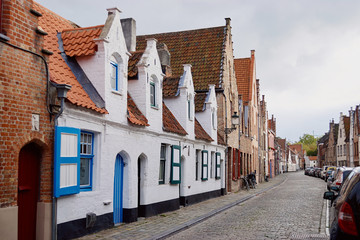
[195,149,200,181]
[159,144,166,184]
[110,60,118,91]
[202,150,208,181]
[210,151,215,178]
[80,131,94,190]
[215,152,221,179]
[188,94,193,120]
[150,81,156,107]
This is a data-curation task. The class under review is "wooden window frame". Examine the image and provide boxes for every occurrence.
[170,145,181,184]
[159,144,166,184]
[201,150,208,181]
[80,131,94,191]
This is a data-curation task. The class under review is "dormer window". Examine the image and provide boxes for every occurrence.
[212,108,217,130]
[110,61,118,91]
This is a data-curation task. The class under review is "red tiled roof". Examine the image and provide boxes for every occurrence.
[309,156,317,161]
[163,77,180,98]
[62,25,103,57]
[195,92,207,112]
[195,118,213,142]
[163,103,187,136]
[136,26,227,91]
[234,58,251,102]
[289,144,302,155]
[127,93,149,126]
[217,131,226,146]
[33,2,107,114]
[128,51,144,79]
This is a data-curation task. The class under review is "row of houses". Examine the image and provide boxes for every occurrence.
[317,106,360,168]
[0,1,294,239]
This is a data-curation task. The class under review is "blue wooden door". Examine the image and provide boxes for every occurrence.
[114,154,124,224]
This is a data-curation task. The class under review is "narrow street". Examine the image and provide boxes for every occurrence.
[78,171,328,240]
[168,171,327,240]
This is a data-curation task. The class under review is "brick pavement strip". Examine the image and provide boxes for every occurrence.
[78,174,288,240]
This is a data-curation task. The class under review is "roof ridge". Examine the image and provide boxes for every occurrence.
[138,25,225,37]
[62,24,104,33]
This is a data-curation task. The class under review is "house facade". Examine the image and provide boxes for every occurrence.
[136,19,241,193]
[326,120,338,166]
[336,113,350,167]
[33,4,226,239]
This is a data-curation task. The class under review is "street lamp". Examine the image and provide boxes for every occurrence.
[225,112,240,134]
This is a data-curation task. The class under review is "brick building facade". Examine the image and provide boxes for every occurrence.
[0,0,54,239]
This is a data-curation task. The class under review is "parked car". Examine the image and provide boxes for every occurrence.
[324,167,360,239]
[305,167,312,175]
[314,167,322,177]
[327,167,353,191]
[321,166,329,179]
[327,171,337,190]
[325,168,336,181]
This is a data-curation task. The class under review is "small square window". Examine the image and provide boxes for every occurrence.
[80,132,94,190]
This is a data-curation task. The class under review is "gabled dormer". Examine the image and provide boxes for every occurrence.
[163,65,195,139]
[195,85,218,143]
[128,38,164,132]
[62,8,130,123]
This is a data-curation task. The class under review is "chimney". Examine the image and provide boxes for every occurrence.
[157,42,171,76]
[225,18,231,27]
[157,43,170,66]
[121,18,136,52]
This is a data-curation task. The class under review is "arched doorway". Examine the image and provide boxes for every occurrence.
[137,154,147,218]
[113,154,124,225]
[18,143,42,240]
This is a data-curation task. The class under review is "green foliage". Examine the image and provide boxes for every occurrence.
[296,134,319,156]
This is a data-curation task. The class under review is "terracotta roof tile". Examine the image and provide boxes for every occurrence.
[234,58,251,102]
[194,92,207,112]
[195,118,213,142]
[128,51,144,79]
[136,26,226,91]
[217,131,226,146]
[163,77,180,98]
[127,93,149,126]
[309,156,317,161]
[163,103,187,135]
[34,2,107,114]
[61,25,103,57]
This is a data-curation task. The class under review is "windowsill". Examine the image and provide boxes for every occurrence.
[151,105,159,110]
[80,187,92,192]
[111,89,123,96]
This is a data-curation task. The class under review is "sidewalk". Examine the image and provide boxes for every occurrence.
[78,174,288,240]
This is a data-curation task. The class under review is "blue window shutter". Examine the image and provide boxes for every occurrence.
[54,126,81,198]
[215,152,221,179]
[170,145,181,184]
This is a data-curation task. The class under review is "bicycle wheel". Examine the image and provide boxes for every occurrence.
[249,180,255,189]
[241,178,249,191]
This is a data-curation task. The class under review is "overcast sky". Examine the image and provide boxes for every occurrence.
[35,0,360,142]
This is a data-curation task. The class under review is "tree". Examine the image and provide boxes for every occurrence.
[296,134,318,156]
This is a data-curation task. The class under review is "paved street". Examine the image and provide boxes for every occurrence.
[78,171,328,240]
[168,171,328,240]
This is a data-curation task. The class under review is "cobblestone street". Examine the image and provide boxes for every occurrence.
[78,171,328,240]
[168,171,328,240]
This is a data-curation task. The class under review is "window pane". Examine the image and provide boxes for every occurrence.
[111,63,117,90]
[159,160,165,182]
[80,158,90,186]
[160,144,166,159]
[150,83,155,106]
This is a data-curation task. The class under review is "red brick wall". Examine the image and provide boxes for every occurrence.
[0,0,54,207]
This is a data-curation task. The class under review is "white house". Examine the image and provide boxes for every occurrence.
[36,5,226,239]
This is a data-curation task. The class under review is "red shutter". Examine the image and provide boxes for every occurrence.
[238,150,241,178]
[232,148,236,180]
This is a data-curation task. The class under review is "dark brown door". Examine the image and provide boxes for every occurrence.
[18,143,41,240]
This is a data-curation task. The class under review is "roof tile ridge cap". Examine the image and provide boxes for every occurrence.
[218,25,227,88]
[62,24,105,33]
[137,25,225,37]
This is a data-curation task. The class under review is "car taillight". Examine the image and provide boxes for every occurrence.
[338,201,358,236]
[336,181,341,185]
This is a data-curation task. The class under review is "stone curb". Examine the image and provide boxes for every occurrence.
[150,175,288,240]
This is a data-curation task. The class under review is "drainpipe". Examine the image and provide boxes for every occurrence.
[52,83,71,240]
[223,92,229,193]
